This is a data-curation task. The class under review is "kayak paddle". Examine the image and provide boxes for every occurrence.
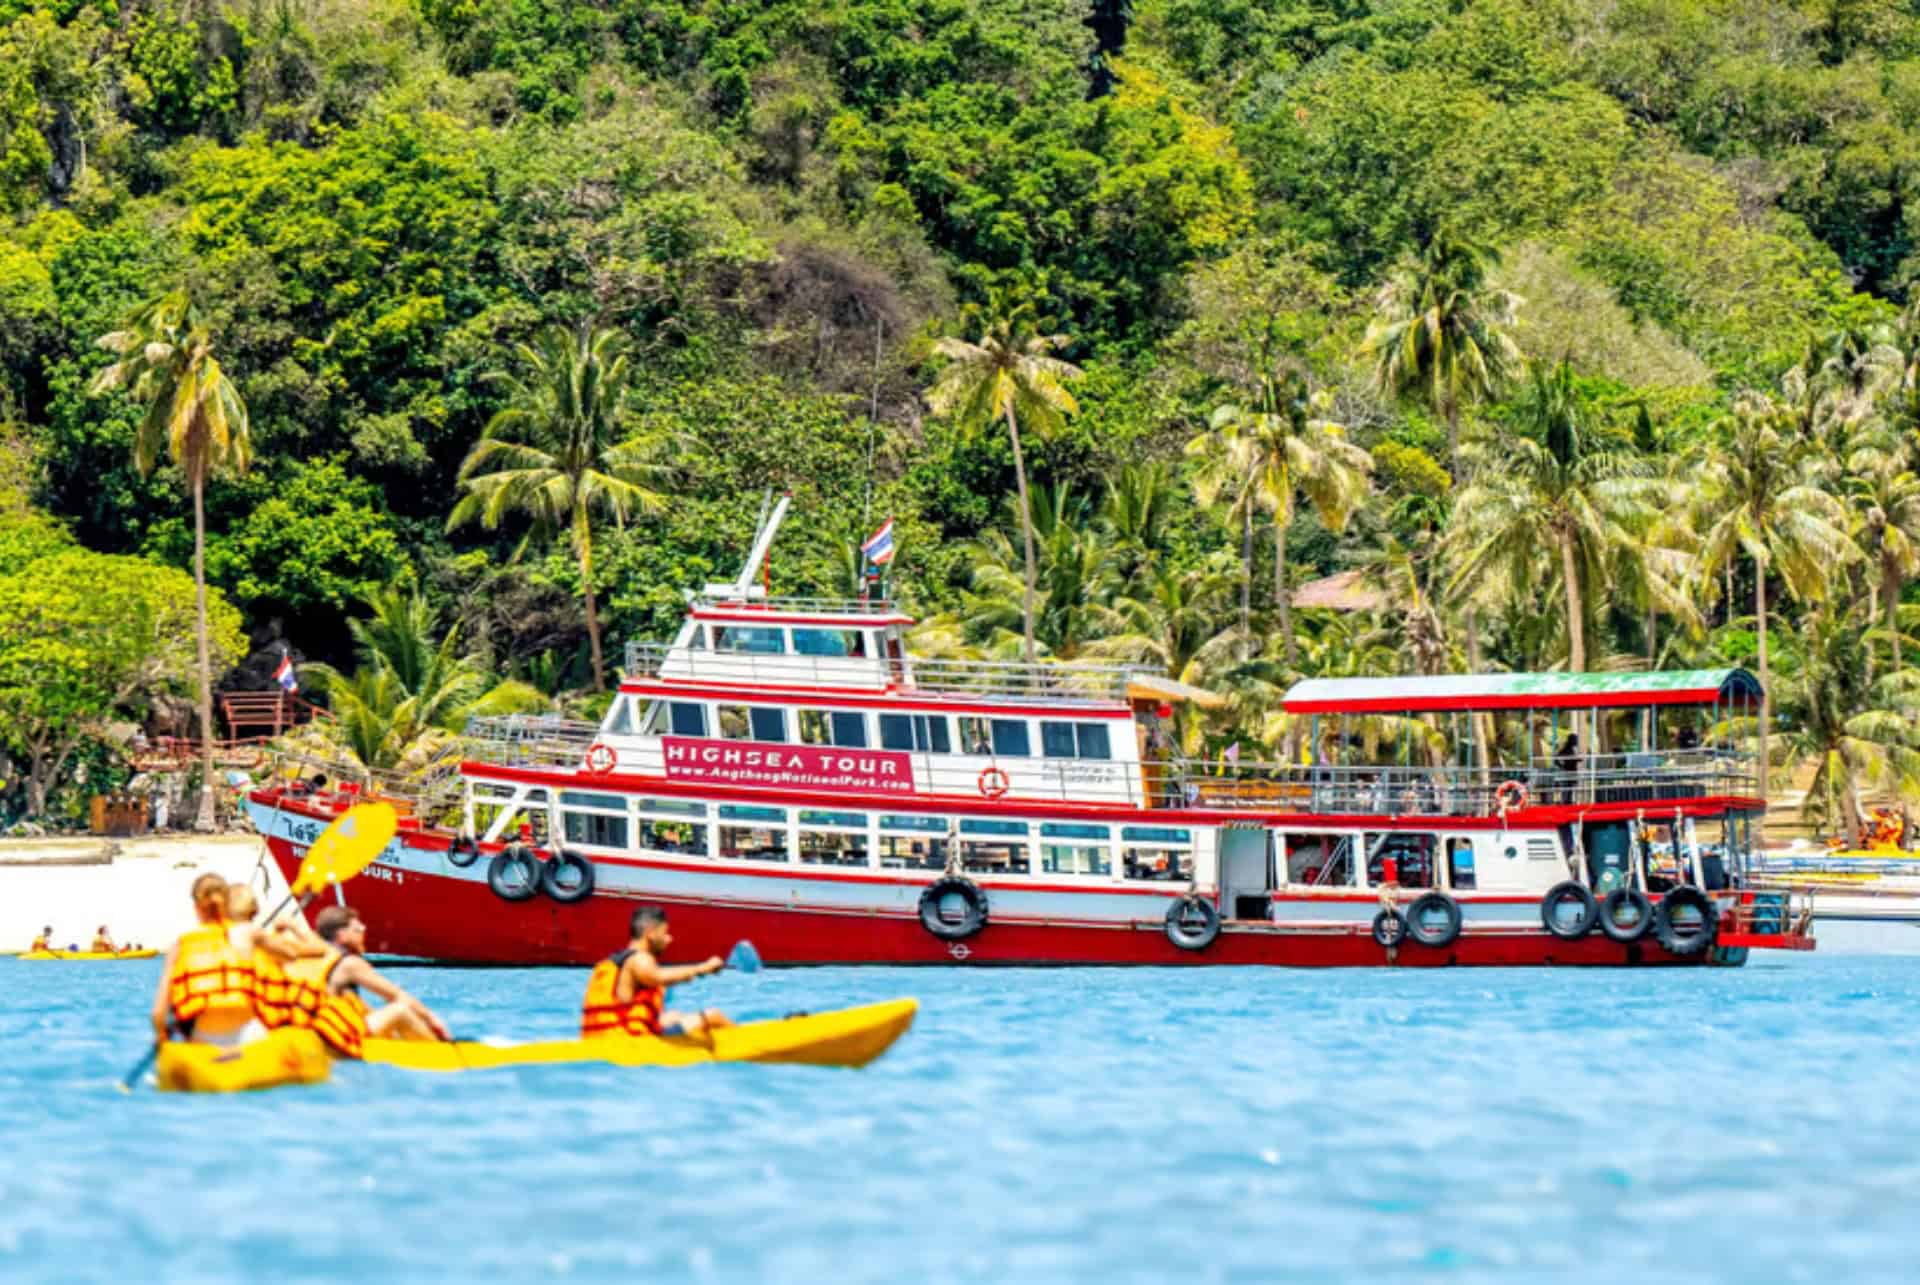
[726,940,763,974]
[119,802,398,1092]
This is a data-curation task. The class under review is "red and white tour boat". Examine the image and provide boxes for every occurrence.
[248,501,1813,966]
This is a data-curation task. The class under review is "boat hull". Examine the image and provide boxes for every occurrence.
[253,801,1725,968]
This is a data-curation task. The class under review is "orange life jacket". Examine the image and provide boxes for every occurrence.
[283,948,369,1059]
[166,922,257,1030]
[580,950,664,1038]
[29,934,49,951]
[249,942,294,1029]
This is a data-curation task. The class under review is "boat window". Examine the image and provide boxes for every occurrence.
[793,628,869,658]
[712,625,786,654]
[957,717,993,756]
[668,701,708,737]
[879,819,948,868]
[1283,834,1338,886]
[604,698,634,736]
[1447,837,1478,891]
[1365,833,1435,890]
[961,818,1027,836]
[879,713,951,753]
[560,791,625,810]
[719,705,787,743]
[960,822,1030,875]
[1122,825,1194,882]
[799,824,871,867]
[635,797,706,818]
[1040,721,1114,760]
[718,805,789,862]
[957,717,1032,758]
[880,814,948,833]
[687,625,707,650]
[799,709,870,748]
[638,817,706,855]
[638,701,667,735]
[1040,823,1112,876]
[562,810,629,849]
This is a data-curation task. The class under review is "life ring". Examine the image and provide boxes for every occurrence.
[1653,886,1718,956]
[1371,908,1408,948]
[447,835,481,869]
[486,844,542,902]
[541,848,595,903]
[918,876,988,940]
[1494,780,1529,812]
[1404,892,1462,948]
[1164,894,1221,951]
[1598,887,1653,943]
[584,743,617,775]
[977,766,1010,799]
[1540,880,1598,939]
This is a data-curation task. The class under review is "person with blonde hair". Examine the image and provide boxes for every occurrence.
[225,883,326,1030]
[150,874,258,1047]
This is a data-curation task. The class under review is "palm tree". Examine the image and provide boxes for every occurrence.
[89,289,251,832]
[936,487,1120,660]
[1100,461,1177,588]
[449,326,675,691]
[306,583,545,773]
[1361,232,1521,470]
[1843,440,1920,671]
[925,297,1084,663]
[1199,374,1371,664]
[1447,361,1668,675]
[1088,559,1239,683]
[1695,394,1860,778]
[1775,606,1920,845]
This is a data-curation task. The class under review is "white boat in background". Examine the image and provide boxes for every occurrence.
[1751,842,1920,952]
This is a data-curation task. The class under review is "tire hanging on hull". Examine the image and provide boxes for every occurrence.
[918,876,988,941]
[1164,894,1220,951]
[487,845,542,902]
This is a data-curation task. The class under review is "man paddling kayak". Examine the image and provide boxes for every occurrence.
[581,906,732,1039]
[283,906,450,1057]
[151,874,259,1048]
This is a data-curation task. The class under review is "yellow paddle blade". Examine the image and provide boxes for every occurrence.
[290,801,398,897]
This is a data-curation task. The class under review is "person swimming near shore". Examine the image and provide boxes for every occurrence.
[283,906,450,1058]
[580,906,731,1040]
[151,874,259,1048]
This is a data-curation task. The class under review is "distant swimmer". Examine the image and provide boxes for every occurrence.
[581,906,731,1039]
[29,926,52,952]
[283,906,450,1058]
[152,874,259,1048]
[90,925,117,953]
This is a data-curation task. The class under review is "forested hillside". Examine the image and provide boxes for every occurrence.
[4,0,1920,833]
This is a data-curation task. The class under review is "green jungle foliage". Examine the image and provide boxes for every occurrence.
[8,0,1920,835]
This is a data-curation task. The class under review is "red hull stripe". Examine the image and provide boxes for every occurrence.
[619,677,1130,719]
[1287,689,1725,715]
[691,607,915,627]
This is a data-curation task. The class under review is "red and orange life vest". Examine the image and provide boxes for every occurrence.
[283,948,370,1059]
[250,942,295,1029]
[166,923,257,1030]
[580,950,664,1038]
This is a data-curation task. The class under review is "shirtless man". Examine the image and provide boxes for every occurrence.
[286,906,451,1048]
[580,906,731,1039]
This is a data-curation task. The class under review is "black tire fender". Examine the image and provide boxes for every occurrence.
[541,848,595,903]
[1599,887,1654,943]
[1372,908,1408,948]
[487,844,542,902]
[1541,881,1599,940]
[447,835,481,869]
[1653,886,1718,956]
[1404,892,1462,948]
[918,876,988,941]
[1164,894,1221,951]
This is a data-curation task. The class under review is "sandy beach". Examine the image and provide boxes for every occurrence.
[0,835,292,953]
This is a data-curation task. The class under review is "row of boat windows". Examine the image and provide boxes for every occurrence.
[547,792,1192,880]
[606,697,1116,761]
[690,624,874,658]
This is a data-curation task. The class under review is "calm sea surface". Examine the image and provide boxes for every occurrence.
[2,953,1916,1283]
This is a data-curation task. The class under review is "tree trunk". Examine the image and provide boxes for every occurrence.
[26,748,48,819]
[1444,395,1460,476]
[1888,560,1903,672]
[192,474,218,834]
[1275,503,1295,665]
[1004,404,1039,663]
[1756,557,1770,792]
[579,515,604,692]
[1560,529,1585,674]
[1464,611,1491,782]
[1239,501,1252,650]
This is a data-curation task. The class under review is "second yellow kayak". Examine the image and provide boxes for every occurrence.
[21,948,159,961]
[155,1029,333,1093]
[363,998,918,1073]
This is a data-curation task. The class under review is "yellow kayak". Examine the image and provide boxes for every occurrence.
[363,998,918,1073]
[21,948,159,961]
[155,1029,333,1094]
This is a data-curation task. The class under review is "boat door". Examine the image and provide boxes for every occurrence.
[1218,826,1272,920]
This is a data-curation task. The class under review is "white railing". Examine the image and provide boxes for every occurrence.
[623,641,1149,704]
[690,593,898,615]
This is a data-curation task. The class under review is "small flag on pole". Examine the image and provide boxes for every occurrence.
[1223,742,1240,766]
[861,518,896,567]
[274,651,298,694]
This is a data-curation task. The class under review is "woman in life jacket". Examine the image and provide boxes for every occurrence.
[225,885,327,1030]
[581,905,731,1039]
[151,874,259,1048]
[284,906,451,1058]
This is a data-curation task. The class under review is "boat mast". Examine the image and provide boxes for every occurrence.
[713,491,792,601]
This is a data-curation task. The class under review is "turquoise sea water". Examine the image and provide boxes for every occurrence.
[3,954,1916,1283]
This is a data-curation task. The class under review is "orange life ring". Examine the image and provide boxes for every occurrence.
[584,743,617,775]
[1494,780,1529,812]
[977,767,1010,799]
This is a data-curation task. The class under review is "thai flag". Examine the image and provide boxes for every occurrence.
[861,518,896,567]
[274,652,298,694]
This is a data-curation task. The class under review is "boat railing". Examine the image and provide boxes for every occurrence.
[689,593,899,615]
[461,714,602,770]
[623,641,1149,704]
[249,746,468,828]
